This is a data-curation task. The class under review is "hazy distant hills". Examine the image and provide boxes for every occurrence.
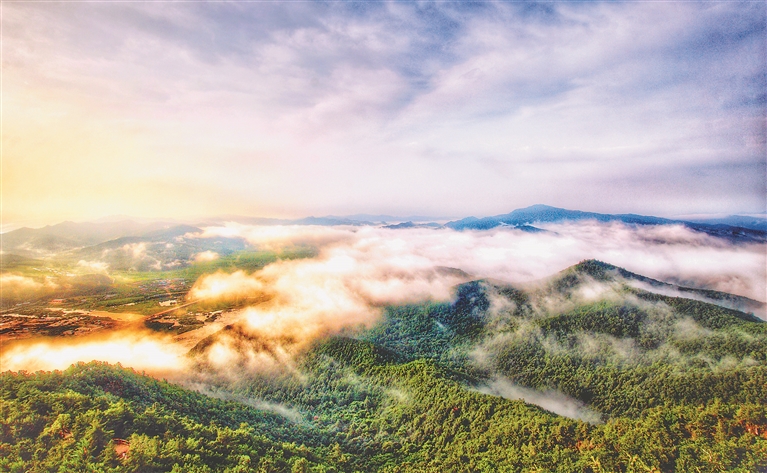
[0,220,170,255]
[67,224,250,271]
[327,213,444,223]
[445,204,669,229]
[2,222,175,247]
[445,204,767,242]
[209,216,368,226]
[0,222,249,270]
[686,214,767,231]
[206,214,444,226]
[2,205,765,259]
[382,221,443,229]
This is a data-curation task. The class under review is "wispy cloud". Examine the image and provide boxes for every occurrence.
[189,221,766,321]
[3,221,764,377]
[476,376,602,424]
[4,2,764,224]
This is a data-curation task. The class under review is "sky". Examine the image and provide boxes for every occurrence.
[2,0,766,227]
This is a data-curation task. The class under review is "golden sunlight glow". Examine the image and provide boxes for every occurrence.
[1,331,188,373]
[193,251,220,262]
[197,224,354,250]
[189,270,266,300]
[0,273,50,291]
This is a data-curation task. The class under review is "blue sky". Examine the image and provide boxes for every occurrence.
[3,0,766,225]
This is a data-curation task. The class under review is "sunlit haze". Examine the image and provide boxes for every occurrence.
[3,2,766,227]
[2,5,767,468]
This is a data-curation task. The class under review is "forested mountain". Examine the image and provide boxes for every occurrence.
[2,260,766,472]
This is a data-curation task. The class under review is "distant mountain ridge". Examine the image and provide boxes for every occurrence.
[3,205,765,258]
[686,215,767,232]
[0,220,175,256]
[445,204,767,242]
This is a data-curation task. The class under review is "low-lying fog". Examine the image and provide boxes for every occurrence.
[2,221,764,420]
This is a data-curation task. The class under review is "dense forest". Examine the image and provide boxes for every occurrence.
[2,260,766,472]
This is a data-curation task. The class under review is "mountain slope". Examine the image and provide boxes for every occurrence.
[0,362,336,472]
[1,220,174,256]
[3,260,767,472]
[547,259,766,320]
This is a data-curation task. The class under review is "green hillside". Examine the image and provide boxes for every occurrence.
[2,260,766,472]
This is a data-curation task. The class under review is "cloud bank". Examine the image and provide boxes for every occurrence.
[193,221,765,300]
[1,330,187,375]
[2,221,764,380]
[2,221,764,429]
[177,221,766,372]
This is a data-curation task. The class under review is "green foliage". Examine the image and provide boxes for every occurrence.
[0,363,335,473]
[632,290,763,327]
[540,301,645,339]
[3,261,767,472]
[360,303,471,370]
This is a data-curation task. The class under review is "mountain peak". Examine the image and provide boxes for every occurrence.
[444,205,766,243]
[517,204,558,211]
[571,259,618,279]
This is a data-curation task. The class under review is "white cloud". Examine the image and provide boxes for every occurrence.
[4,2,764,222]
[476,376,602,423]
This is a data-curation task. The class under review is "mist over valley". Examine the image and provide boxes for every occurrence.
[2,205,766,471]
[4,0,766,469]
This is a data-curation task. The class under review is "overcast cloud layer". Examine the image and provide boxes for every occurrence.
[3,1,766,226]
[193,222,767,304]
